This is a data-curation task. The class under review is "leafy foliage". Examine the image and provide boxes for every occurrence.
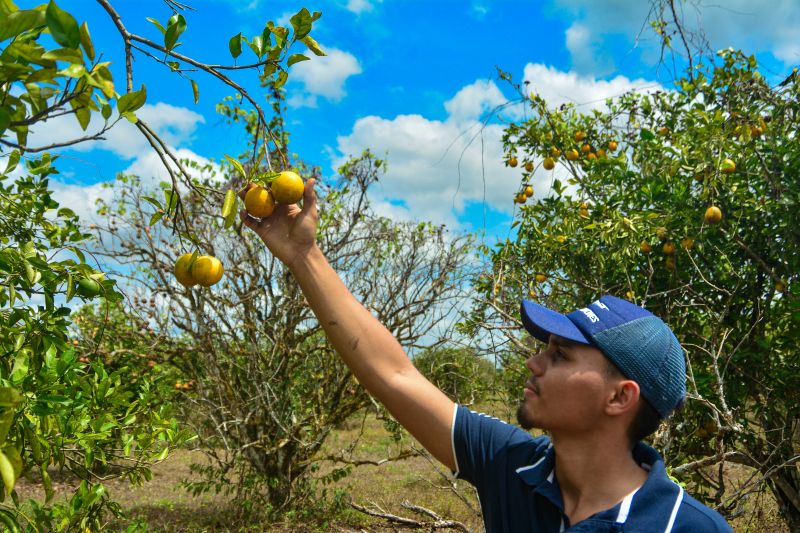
[464,50,799,528]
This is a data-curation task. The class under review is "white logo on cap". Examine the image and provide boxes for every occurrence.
[595,301,609,311]
[580,308,599,323]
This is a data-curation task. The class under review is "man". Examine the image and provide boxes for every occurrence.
[239,180,732,532]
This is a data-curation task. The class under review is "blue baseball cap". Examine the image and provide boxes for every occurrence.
[520,295,686,419]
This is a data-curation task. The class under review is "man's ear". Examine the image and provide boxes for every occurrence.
[605,380,641,417]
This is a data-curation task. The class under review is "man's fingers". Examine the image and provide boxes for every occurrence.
[239,209,259,230]
[238,182,255,201]
[303,178,317,214]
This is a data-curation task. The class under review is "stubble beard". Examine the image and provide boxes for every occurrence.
[516,399,536,430]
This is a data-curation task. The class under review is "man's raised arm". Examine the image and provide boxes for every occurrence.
[239,179,457,471]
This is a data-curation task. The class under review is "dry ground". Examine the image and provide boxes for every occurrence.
[14,404,789,532]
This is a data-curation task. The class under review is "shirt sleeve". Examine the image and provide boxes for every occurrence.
[451,404,549,488]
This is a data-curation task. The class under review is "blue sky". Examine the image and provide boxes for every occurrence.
[24,0,800,242]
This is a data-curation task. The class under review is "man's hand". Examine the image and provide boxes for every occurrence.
[239,178,318,269]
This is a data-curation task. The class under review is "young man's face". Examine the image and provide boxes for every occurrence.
[517,335,618,433]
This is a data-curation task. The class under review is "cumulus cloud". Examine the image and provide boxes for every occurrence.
[551,0,800,74]
[26,103,205,160]
[344,0,382,15]
[287,48,362,108]
[333,68,658,228]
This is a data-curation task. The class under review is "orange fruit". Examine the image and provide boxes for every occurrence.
[579,208,589,218]
[704,206,723,225]
[270,171,305,204]
[566,149,579,161]
[750,126,763,138]
[574,131,586,142]
[775,281,787,293]
[662,242,676,255]
[581,143,592,154]
[535,273,547,284]
[607,140,618,151]
[596,148,606,158]
[586,152,597,160]
[681,237,694,250]
[545,132,554,141]
[514,193,527,204]
[507,157,518,168]
[543,157,555,170]
[174,253,197,288]
[640,241,652,253]
[656,226,669,240]
[658,126,670,136]
[524,185,534,197]
[550,147,561,157]
[244,185,276,218]
[191,255,224,287]
[720,158,736,174]
[524,161,534,172]
[665,257,676,269]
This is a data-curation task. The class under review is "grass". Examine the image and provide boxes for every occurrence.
[14,403,790,531]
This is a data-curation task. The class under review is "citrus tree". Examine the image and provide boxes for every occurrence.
[461,50,799,529]
[86,147,472,519]
[1,0,325,528]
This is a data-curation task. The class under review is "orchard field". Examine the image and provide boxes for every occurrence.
[1,1,798,531]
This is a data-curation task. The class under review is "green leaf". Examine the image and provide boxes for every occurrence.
[142,196,163,210]
[0,109,10,136]
[41,47,83,63]
[274,70,288,89]
[190,79,199,104]
[146,17,166,35]
[79,21,94,61]
[0,9,46,42]
[58,63,85,78]
[287,53,309,67]
[228,32,242,59]
[289,8,313,40]
[122,111,137,123]
[224,155,246,179]
[0,451,15,493]
[221,189,236,219]
[101,103,112,119]
[117,84,147,114]
[164,13,186,51]
[45,0,80,49]
[149,210,164,226]
[300,35,325,56]
[249,35,264,58]
[640,128,655,140]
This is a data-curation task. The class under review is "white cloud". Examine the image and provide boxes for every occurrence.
[345,0,382,15]
[523,63,661,110]
[49,180,114,226]
[333,67,659,228]
[288,48,362,107]
[26,103,205,160]
[551,0,800,74]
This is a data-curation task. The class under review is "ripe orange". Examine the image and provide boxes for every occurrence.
[681,237,694,250]
[174,253,197,288]
[704,206,723,225]
[244,185,276,218]
[575,131,586,142]
[271,171,305,204]
[662,242,676,255]
[524,185,534,197]
[524,161,534,172]
[656,227,669,240]
[586,152,597,160]
[191,255,224,287]
[543,157,555,170]
[658,126,670,136]
[775,281,787,293]
[596,148,606,158]
[607,140,618,151]
[508,157,518,168]
[535,273,547,284]
[514,193,527,204]
[566,149,579,161]
[750,126,763,138]
[581,143,592,154]
[720,158,736,174]
[640,241,652,253]
[665,257,676,269]
[550,147,561,157]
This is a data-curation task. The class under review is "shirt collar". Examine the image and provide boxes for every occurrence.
[514,441,682,528]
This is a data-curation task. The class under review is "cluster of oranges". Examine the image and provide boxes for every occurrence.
[171,170,305,289]
[174,380,196,391]
[243,170,305,218]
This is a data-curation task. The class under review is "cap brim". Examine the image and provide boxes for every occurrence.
[520,299,591,345]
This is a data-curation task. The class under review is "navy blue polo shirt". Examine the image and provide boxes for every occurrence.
[451,405,732,532]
